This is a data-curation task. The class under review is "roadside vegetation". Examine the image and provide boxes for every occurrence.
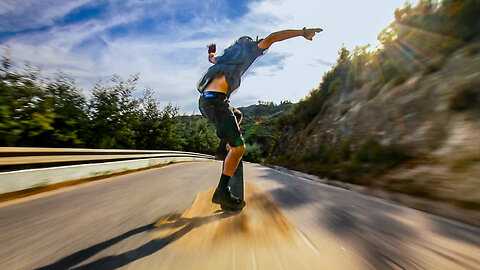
[275,0,479,130]
[0,59,221,153]
[0,54,287,162]
[263,0,480,221]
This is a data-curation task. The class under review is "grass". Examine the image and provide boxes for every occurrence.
[271,140,410,187]
[386,178,434,198]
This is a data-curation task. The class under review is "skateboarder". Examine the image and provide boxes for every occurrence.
[198,27,323,211]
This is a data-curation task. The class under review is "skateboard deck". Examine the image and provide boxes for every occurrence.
[220,158,244,212]
[229,158,244,200]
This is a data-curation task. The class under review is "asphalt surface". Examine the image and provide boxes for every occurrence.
[0,161,479,269]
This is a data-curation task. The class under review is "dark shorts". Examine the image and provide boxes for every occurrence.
[199,92,244,147]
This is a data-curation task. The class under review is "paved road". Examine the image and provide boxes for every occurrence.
[0,161,479,269]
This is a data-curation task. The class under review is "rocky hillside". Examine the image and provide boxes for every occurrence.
[267,1,480,225]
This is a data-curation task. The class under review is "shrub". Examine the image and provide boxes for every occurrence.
[244,143,262,163]
[354,141,408,171]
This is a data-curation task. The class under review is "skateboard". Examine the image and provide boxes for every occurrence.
[221,158,244,212]
[229,158,244,200]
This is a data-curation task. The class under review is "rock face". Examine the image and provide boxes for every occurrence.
[271,43,480,223]
[276,43,480,158]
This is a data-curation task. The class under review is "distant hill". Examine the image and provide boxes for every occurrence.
[175,101,292,162]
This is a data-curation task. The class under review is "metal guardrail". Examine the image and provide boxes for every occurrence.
[0,147,214,172]
[0,147,215,195]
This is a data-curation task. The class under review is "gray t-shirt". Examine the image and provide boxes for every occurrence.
[197,36,266,97]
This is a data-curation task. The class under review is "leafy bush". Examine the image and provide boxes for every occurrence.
[175,116,219,155]
[244,143,262,163]
[355,141,407,167]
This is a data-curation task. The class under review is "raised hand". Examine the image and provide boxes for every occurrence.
[207,43,216,54]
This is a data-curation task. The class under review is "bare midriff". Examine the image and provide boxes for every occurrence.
[204,74,229,94]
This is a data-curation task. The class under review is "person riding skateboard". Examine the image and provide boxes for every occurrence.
[198,27,323,211]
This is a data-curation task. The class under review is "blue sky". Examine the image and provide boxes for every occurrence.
[0,0,416,113]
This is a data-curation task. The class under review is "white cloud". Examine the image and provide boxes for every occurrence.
[0,0,95,31]
[0,1,18,15]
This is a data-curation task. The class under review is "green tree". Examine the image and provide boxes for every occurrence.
[44,72,88,147]
[135,89,181,150]
[175,115,219,154]
[135,88,163,149]
[87,75,140,149]
[0,55,55,146]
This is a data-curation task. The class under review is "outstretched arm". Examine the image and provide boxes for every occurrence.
[257,27,323,50]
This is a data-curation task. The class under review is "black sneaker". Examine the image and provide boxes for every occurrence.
[212,187,246,211]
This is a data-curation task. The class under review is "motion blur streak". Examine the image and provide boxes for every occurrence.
[0,162,479,269]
